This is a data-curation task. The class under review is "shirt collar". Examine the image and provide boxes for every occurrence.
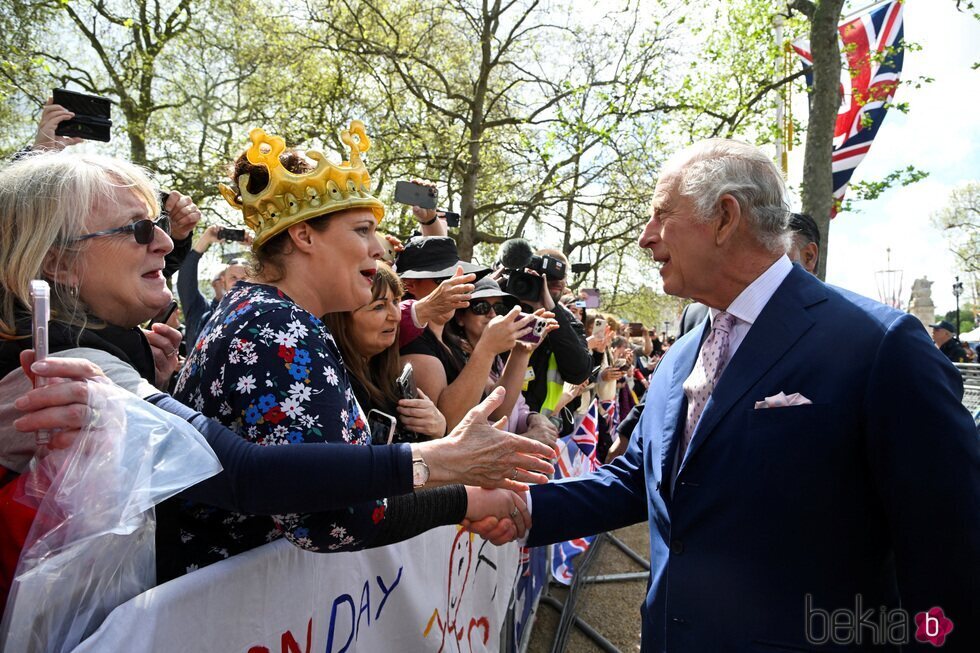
[709,255,793,326]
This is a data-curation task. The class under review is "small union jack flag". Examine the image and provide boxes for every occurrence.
[793,0,905,217]
[551,537,595,585]
[570,399,600,471]
[550,402,603,584]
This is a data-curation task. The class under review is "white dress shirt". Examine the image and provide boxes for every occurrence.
[706,254,793,370]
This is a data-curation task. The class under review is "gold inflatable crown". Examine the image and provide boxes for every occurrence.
[219,121,385,248]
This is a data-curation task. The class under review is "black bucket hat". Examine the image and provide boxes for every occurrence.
[394,236,490,280]
[469,276,517,305]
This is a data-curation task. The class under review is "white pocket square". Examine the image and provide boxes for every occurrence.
[754,392,812,409]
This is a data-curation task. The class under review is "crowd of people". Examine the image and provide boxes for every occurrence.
[0,100,977,651]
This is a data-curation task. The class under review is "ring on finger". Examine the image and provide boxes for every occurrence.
[89,405,102,429]
[511,469,518,481]
[166,347,178,357]
[510,506,519,519]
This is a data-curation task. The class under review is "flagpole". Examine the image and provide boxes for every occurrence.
[773,13,788,175]
[840,0,895,22]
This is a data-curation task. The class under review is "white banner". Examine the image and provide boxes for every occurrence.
[72,526,519,653]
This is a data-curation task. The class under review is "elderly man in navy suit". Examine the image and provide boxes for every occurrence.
[487,139,979,651]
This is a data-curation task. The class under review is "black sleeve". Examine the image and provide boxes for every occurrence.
[369,485,468,548]
[616,400,646,439]
[163,234,193,278]
[546,303,592,384]
[146,393,414,513]
[176,250,209,333]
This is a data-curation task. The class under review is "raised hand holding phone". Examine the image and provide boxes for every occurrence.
[30,280,51,446]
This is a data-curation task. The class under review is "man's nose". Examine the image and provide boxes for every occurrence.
[638,216,659,248]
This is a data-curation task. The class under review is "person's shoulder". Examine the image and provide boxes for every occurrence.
[211,282,322,333]
[400,329,438,357]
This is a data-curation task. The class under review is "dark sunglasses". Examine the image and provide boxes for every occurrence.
[469,300,510,316]
[72,214,170,245]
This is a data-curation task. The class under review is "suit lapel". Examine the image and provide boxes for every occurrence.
[659,320,707,483]
[679,267,826,471]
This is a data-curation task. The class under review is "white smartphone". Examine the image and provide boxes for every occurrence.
[368,409,398,445]
[593,317,607,336]
[30,280,51,445]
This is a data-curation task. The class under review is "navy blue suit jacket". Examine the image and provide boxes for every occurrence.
[528,265,980,652]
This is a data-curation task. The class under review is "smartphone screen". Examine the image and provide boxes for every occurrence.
[581,288,601,309]
[368,410,397,445]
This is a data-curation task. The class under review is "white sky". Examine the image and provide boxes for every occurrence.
[787,0,980,315]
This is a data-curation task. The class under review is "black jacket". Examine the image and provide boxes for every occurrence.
[522,303,591,412]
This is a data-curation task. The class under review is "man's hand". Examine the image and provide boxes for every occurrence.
[33,99,84,152]
[143,323,183,389]
[462,487,530,544]
[413,266,475,326]
[163,191,202,241]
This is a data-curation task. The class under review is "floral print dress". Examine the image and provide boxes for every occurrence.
[172,281,386,575]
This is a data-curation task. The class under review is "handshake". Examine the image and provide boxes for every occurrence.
[461,486,531,546]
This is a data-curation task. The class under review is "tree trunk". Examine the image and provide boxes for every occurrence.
[800,0,846,280]
[457,131,481,261]
[456,2,496,262]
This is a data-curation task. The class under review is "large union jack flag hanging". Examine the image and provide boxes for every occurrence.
[792,0,905,217]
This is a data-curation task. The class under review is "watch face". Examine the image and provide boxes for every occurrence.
[413,459,429,486]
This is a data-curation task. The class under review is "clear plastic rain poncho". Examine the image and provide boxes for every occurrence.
[0,379,221,652]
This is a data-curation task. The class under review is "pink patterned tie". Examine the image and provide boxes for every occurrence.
[680,311,736,460]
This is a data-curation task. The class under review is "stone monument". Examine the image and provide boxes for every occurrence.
[907,277,935,331]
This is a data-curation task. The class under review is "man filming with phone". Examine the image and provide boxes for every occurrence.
[509,247,592,423]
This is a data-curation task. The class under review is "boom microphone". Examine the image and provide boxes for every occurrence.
[499,238,534,270]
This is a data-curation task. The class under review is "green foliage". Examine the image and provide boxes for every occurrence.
[842,165,930,209]
[933,182,980,275]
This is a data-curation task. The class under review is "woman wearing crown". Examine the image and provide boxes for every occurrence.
[167,123,552,577]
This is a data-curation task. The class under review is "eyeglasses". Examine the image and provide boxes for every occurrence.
[469,300,510,316]
[72,215,171,245]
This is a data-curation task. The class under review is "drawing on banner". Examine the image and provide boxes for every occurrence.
[423,527,491,652]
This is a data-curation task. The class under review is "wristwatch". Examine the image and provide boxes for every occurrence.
[412,456,430,487]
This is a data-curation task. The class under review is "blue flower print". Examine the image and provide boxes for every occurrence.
[294,349,311,366]
[257,394,277,412]
[288,365,310,381]
[245,406,262,424]
[287,431,303,444]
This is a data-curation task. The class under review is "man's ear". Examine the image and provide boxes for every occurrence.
[714,194,741,246]
[801,242,819,273]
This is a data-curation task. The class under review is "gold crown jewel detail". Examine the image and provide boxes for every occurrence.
[218,121,385,249]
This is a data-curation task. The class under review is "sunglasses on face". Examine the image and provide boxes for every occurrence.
[72,214,171,245]
[468,300,510,316]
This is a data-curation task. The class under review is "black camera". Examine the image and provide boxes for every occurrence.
[497,238,567,303]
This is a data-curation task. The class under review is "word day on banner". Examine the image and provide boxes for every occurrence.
[72,525,520,653]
